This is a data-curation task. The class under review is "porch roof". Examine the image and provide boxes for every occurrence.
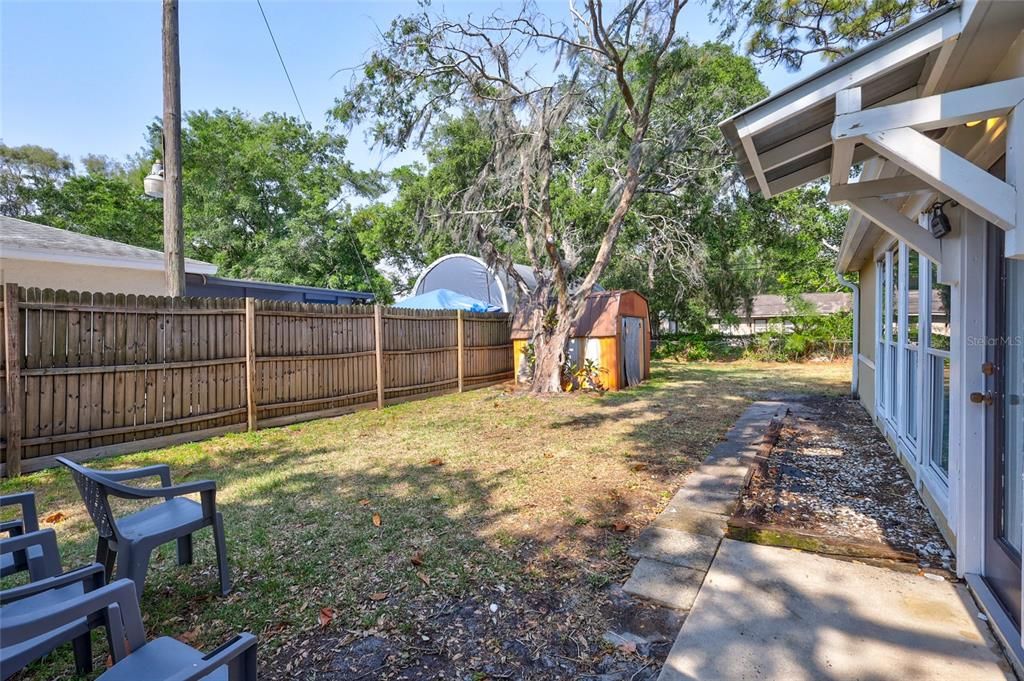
[719,0,1024,273]
[719,4,959,199]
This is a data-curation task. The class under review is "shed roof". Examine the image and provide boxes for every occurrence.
[511,290,649,339]
[0,216,217,274]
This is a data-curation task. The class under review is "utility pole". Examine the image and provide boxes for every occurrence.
[163,0,185,297]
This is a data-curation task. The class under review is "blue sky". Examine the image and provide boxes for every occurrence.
[1,1,810,172]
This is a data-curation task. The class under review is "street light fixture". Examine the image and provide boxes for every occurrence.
[144,161,165,199]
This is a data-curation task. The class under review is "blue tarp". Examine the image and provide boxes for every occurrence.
[394,288,502,312]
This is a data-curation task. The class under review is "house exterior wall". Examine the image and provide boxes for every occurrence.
[0,258,168,295]
[857,258,877,417]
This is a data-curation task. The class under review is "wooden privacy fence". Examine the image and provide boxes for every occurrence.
[0,284,513,477]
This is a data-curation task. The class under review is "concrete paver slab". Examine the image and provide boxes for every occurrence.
[651,507,728,538]
[658,539,1014,681]
[628,526,721,571]
[623,558,707,611]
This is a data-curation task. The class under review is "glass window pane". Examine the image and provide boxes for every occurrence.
[929,262,951,351]
[905,347,918,441]
[891,249,900,340]
[888,345,898,415]
[1002,259,1023,552]
[908,250,920,345]
[929,354,950,476]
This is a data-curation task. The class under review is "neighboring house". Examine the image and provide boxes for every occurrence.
[721,0,1024,665]
[715,292,852,335]
[0,216,374,304]
[0,215,216,295]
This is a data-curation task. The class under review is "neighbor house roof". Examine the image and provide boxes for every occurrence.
[735,293,852,319]
[0,216,217,275]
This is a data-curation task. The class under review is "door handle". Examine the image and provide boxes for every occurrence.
[970,391,994,406]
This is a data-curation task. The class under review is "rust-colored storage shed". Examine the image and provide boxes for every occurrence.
[511,290,651,391]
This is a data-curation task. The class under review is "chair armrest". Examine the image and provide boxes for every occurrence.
[98,464,173,488]
[0,519,24,536]
[0,562,105,605]
[101,478,216,501]
[163,633,258,681]
[0,579,145,655]
[1,492,39,533]
[0,529,61,578]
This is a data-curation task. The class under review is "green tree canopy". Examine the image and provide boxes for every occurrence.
[711,0,949,69]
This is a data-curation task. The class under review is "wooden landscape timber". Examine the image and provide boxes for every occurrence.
[0,285,513,476]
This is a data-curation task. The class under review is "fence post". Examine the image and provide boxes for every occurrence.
[3,284,22,477]
[374,305,385,409]
[457,310,465,393]
[244,297,258,432]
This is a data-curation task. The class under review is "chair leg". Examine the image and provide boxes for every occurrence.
[96,538,116,583]
[177,534,193,566]
[71,633,93,675]
[115,544,151,600]
[213,513,231,595]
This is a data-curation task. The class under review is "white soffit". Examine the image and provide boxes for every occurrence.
[720,3,962,198]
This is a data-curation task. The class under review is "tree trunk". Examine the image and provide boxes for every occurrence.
[530,327,570,393]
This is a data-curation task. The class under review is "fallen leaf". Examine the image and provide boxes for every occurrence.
[618,640,637,655]
[44,511,67,524]
[416,571,431,586]
[427,457,444,466]
[358,499,370,506]
[410,551,424,566]
[372,513,382,527]
[369,591,389,601]
[612,520,630,532]
[543,452,554,459]
[630,463,648,472]
[177,629,200,645]
[318,607,335,628]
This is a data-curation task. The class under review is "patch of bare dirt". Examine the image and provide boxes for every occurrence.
[267,582,663,680]
[735,396,954,571]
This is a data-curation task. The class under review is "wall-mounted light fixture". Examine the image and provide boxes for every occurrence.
[927,199,957,239]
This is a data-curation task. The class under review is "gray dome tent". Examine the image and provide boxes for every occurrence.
[412,254,537,313]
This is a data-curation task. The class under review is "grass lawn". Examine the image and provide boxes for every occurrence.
[2,359,850,680]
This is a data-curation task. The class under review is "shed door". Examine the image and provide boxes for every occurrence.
[621,317,644,387]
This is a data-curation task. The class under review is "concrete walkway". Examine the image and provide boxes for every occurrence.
[658,539,1015,681]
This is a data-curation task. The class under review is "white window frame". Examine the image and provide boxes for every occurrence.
[921,257,952,485]
[898,245,923,452]
[885,246,899,431]
[875,256,888,417]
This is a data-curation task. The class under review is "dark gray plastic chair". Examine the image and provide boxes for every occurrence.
[0,492,46,579]
[1,578,257,681]
[0,529,107,679]
[56,457,230,599]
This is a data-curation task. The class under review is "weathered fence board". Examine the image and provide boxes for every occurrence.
[1,286,513,476]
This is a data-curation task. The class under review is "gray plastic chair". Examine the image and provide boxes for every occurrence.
[1,578,257,681]
[56,457,230,599]
[0,529,107,679]
[0,492,46,579]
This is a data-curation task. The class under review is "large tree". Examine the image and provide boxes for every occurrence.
[341,0,693,392]
[0,143,74,217]
[711,0,949,69]
[170,110,390,294]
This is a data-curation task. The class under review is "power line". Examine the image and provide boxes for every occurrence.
[255,0,307,124]
[255,1,380,300]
